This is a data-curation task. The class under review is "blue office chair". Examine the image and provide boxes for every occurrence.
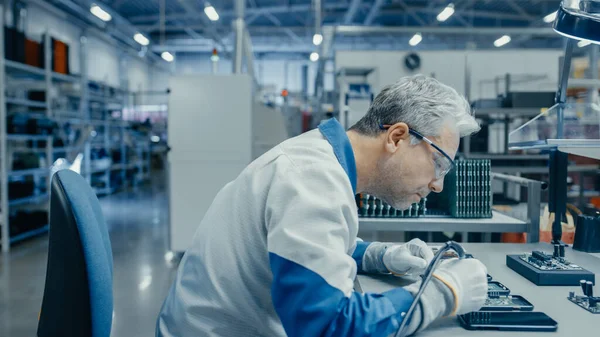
[37,170,114,337]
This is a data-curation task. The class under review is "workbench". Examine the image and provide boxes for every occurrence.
[356,243,600,336]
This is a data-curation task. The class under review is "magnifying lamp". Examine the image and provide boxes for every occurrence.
[544,0,600,245]
[553,0,600,44]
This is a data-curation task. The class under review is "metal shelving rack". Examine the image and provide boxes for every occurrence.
[0,21,152,252]
[359,173,544,243]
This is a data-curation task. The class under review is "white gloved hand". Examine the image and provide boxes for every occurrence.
[400,258,488,336]
[382,239,435,276]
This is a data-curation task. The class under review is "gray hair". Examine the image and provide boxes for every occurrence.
[349,75,480,140]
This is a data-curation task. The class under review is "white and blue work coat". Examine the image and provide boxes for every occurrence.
[156,118,414,337]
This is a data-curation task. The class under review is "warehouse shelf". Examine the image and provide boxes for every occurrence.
[5,98,47,108]
[475,108,544,117]
[8,168,49,178]
[567,191,600,197]
[463,153,549,160]
[6,134,52,141]
[358,210,527,233]
[491,164,599,174]
[9,193,49,207]
[1,26,156,253]
[9,225,49,244]
[51,72,79,83]
[4,59,45,78]
[567,78,600,88]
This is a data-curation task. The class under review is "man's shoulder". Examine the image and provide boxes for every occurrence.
[278,129,339,170]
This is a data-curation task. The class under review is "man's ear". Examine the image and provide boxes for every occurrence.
[384,122,410,153]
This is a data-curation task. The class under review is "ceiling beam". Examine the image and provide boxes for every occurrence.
[142,25,559,36]
[263,12,305,44]
[381,7,534,21]
[342,0,362,25]
[335,25,557,36]
[505,0,535,21]
[128,3,352,23]
[174,0,228,52]
[396,0,427,25]
[363,0,385,25]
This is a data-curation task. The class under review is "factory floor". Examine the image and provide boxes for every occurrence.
[0,171,179,337]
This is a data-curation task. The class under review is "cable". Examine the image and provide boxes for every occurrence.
[394,241,467,337]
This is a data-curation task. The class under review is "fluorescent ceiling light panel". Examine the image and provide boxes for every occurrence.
[409,33,422,46]
[134,33,149,46]
[543,11,557,23]
[436,3,454,22]
[161,51,174,62]
[494,35,511,47]
[90,4,112,22]
[313,33,323,46]
[204,5,219,21]
[310,52,319,62]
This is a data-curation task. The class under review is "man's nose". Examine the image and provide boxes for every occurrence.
[429,177,444,193]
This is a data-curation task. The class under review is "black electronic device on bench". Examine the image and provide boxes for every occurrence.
[458,312,558,332]
[488,281,510,297]
[506,244,595,286]
[481,295,534,312]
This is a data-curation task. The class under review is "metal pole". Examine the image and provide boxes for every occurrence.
[243,28,256,84]
[314,0,321,37]
[232,0,245,73]
[0,4,9,253]
[527,181,542,243]
[550,38,575,244]
[80,34,91,185]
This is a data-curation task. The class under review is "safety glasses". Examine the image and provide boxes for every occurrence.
[379,124,456,179]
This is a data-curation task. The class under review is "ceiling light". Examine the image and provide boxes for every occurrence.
[90,4,112,22]
[578,40,592,47]
[436,3,454,22]
[204,4,219,21]
[543,11,557,23]
[313,33,323,46]
[409,33,422,46]
[134,33,149,46]
[494,35,511,47]
[161,51,174,62]
[310,52,319,62]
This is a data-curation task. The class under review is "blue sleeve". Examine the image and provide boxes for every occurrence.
[352,241,371,274]
[269,253,414,337]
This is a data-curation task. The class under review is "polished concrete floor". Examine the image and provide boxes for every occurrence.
[0,172,179,337]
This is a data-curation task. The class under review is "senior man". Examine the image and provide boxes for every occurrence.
[157,75,488,337]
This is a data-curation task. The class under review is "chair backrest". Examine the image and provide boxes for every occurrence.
[38,170,113,337]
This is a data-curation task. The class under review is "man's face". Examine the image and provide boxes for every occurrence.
[372,124,459,210]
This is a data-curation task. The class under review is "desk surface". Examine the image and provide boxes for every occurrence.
[357,243,600,337]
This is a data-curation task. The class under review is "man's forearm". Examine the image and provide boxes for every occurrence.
[353,241,391,274]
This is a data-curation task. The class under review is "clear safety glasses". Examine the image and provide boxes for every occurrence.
[379,124,456,179]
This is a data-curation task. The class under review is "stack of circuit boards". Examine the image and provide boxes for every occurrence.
[357,159,492,219]
[356,194,426,218]
[428,159,493,218]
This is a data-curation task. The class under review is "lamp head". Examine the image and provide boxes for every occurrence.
[553,1,600,44]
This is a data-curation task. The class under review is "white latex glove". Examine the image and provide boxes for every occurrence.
[382,239,435,276]
[401,258,488,336]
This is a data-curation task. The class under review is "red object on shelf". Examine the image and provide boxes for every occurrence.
[25,39,42,68]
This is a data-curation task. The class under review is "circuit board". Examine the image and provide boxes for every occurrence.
[482,295,534,311]
[519,251,583,271]
[567,294,600,314]
[488,281,510,297]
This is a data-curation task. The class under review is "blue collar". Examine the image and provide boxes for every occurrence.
[318,118,357,194]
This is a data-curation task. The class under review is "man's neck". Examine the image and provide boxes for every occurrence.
[346,130,380,193]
